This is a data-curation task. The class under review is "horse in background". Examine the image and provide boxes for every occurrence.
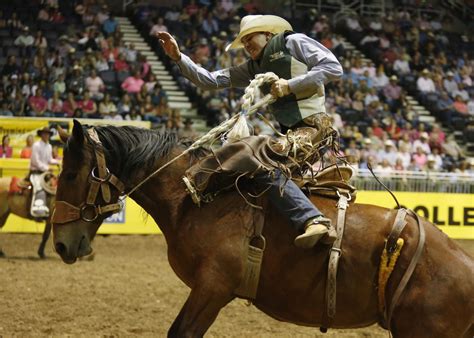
[53,121,474,337]
[0,176,54,258]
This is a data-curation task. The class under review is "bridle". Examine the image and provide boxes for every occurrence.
[52,128,125,225]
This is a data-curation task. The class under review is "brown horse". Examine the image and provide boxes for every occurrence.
[0,177,54,258]
[53,121,474,337]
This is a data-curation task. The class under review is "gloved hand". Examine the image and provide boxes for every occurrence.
[270,79,291,98]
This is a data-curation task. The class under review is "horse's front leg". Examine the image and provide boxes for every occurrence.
[168,267,236,338]
[37,220,52,259]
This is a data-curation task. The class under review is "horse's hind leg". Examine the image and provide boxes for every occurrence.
[167,270,235,338]
[37,220,52,259]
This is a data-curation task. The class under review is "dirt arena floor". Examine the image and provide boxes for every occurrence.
[0,234,472,337]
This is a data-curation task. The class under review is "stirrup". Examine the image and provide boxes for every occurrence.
[182,176,201,205]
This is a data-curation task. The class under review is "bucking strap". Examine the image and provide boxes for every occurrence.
[386,209,425,331]
[321,193,349,331]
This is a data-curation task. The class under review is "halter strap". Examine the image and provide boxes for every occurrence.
[53,127,125,225]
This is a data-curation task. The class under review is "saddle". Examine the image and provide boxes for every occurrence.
[294,165,357,202]
[9,173,58,196]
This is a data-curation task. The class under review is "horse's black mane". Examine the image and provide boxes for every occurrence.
[70,124,207,179]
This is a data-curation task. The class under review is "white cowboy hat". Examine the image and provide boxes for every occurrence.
[225,15,293,52]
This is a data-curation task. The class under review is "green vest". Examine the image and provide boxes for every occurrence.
[248,32,326,128]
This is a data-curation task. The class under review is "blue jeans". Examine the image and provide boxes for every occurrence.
[254,170,322,231]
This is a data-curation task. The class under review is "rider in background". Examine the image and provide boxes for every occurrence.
[156,15,343,249]
[29,127,59,218]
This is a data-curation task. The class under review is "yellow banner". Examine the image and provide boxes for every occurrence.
[356,191,474,239]
[1,191,472,239]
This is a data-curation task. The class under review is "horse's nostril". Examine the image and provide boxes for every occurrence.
[55,242,67,256]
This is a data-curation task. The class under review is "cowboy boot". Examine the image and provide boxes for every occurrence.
[294,215,334,249]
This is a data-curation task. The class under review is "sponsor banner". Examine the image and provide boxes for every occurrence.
[356,191,474,239]
[1,191,472,239]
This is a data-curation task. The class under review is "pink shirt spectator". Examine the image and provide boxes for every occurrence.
[412,152,427,169]
[28,95,48,114]
[121,76,144,94]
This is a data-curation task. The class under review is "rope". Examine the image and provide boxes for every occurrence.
[120,72,280,199]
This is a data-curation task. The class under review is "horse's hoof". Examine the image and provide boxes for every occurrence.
[38,251,46,259]
[0,251,5,258]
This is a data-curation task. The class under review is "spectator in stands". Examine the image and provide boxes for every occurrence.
[5,74,20,100]
[8,11,23,30]
[144,73,158,93]
[452,82,469,102]
[62,92,77,117]
[372,65,389,89]
[28,88,48,117]
[103,105,122,121]
[117,93,132,116]
[85,69,105,100]
[151,83,167,106]
[103,14,118,37]
[179,117,198,139]
[453,95,468,115]
[47,91,64,117]
[14,26,34,57]
[96,4,110,25]
[2,56,20,78]
[0,135,13,158]
[20,135,34,159]
[33,31,48,51]
[393,54,411,75]
[125,42,138,63]
[412,146,428,170]
[193,38,211,65]
[67,65,85,95]
[383,75,402,112]
[0,101,13,116]
[114,53,130,73]
[202,13,219,37]
[150,17,168,36]
[95,52,110,72]
[378,140,398,166]
[412,132,431,154]
[53,73,66,96]
[11,91,26,116]
[121,69,144,94]
[124,106,143,121]
[79,91,99,118]
[138,53,151,79]
[396,143,411,169]
[98,93,117,117]
[443,71,458,96]
[416,69,436,94]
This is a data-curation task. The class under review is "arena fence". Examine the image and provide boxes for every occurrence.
[352,169,474,194]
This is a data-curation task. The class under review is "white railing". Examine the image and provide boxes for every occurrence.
[351,168,474,193]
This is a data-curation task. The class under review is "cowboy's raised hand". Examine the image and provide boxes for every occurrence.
[156,31,181,62]
[270,79,291,98]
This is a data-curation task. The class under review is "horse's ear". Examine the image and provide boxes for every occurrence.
[57,125,70,143]
[72,119,84,145]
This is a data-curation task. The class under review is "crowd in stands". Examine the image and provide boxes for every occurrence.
[0,0,191,133]
[0,0,473,174]
[129,1,473,174]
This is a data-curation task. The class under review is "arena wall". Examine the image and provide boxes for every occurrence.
[1,191,472,239]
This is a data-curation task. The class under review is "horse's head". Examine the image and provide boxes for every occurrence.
[53,120,124,264]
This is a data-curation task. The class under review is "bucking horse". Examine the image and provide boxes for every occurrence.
[52,120,473,337]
